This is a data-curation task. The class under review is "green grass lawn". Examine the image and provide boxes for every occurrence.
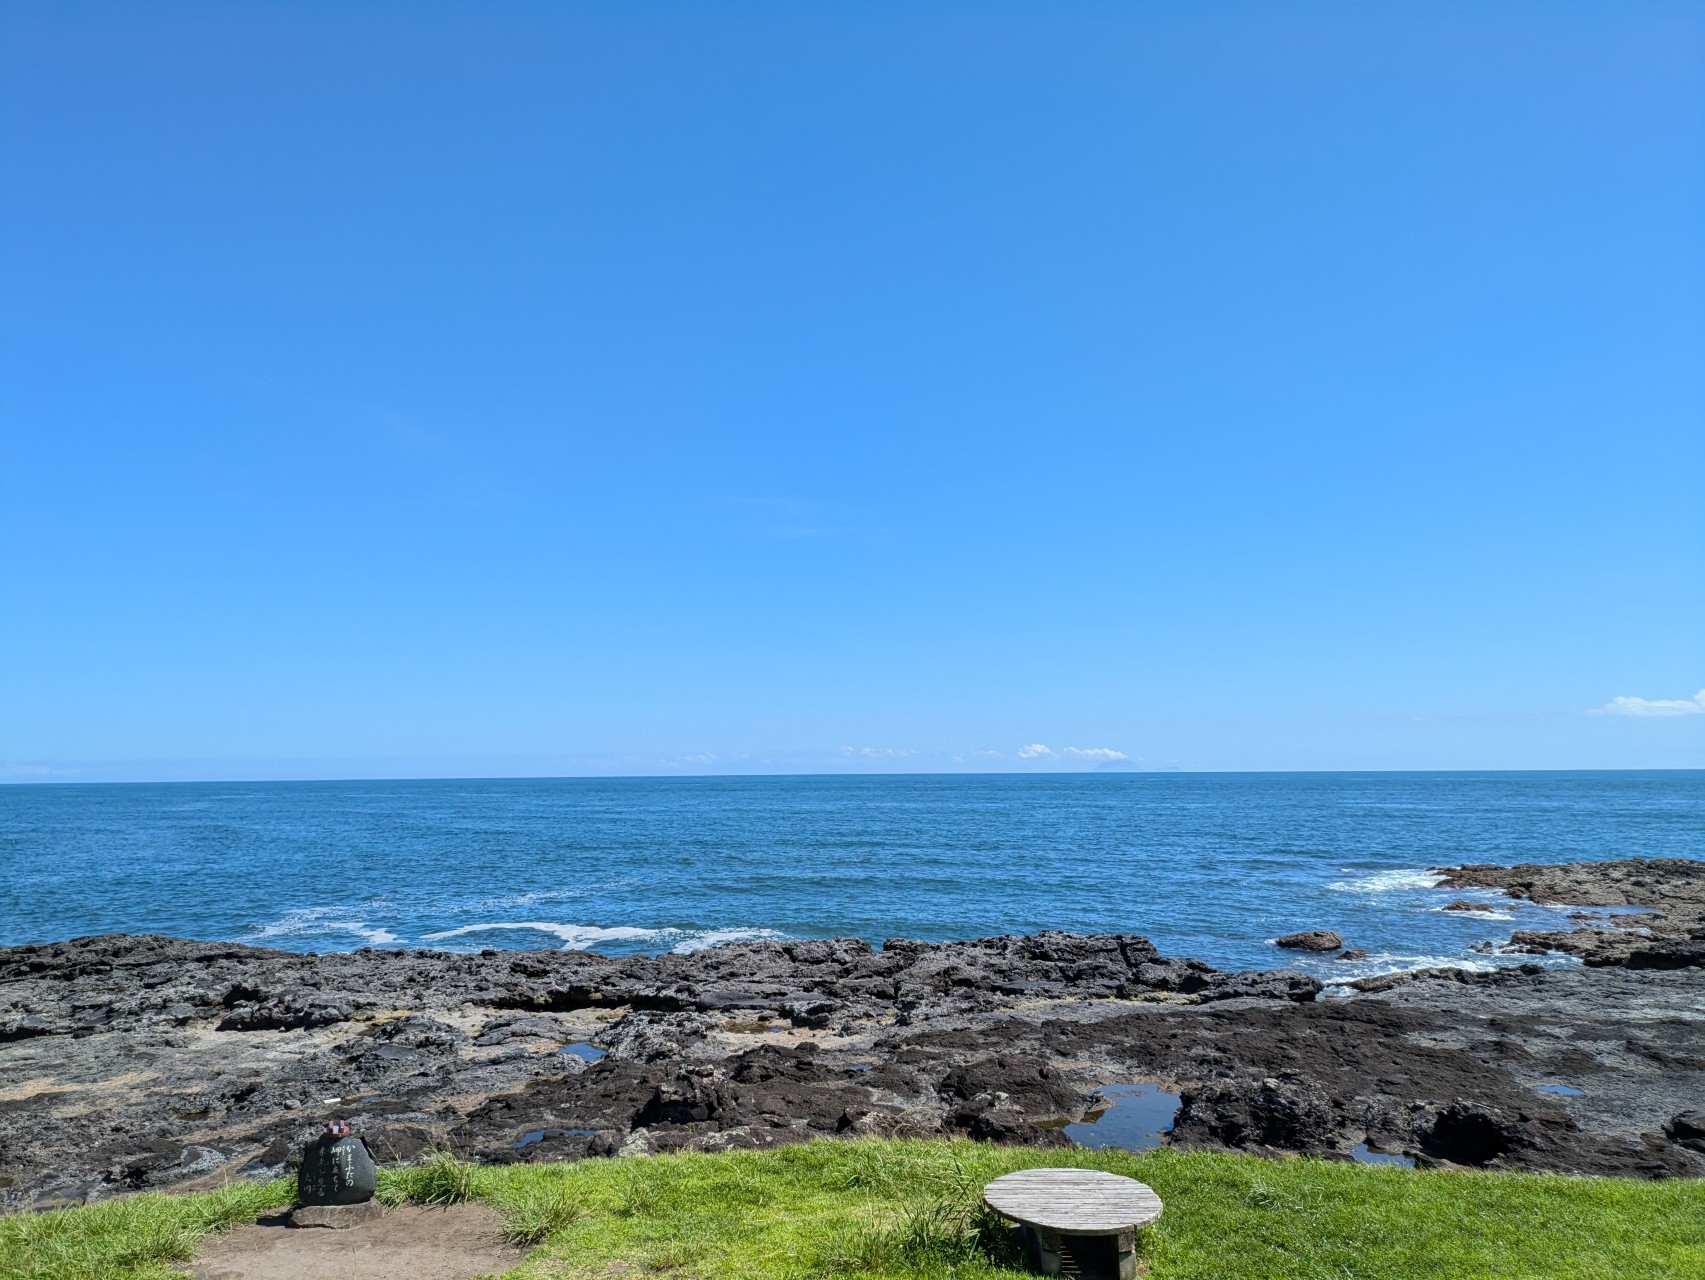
[3,1140,1701,1280]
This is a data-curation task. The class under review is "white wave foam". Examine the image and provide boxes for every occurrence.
[1382,953,1496,973]
[1324,953,1499,981]
[420,921,788,954]
[248,907,398,948]
[1429,906,1515,921]
[1324,949,1580,983]
[1327,870,1445,894]
[422,922,662,951]
[669,928,787,954]
[251,913,789,955]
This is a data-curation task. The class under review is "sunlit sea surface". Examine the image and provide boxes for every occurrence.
[3,773,1699,983]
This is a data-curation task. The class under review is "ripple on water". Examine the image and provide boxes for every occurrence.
[559,1042,607,1062]
[10,775,1697,977]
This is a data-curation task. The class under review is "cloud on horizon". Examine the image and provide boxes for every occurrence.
[0,763,71,779]
[1595,689,1705,717]
[1016,744,1131,763]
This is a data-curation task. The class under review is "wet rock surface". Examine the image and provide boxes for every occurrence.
[3,861,1702,1209]
[1274,930,1343,952]
[1436,858,1705,969]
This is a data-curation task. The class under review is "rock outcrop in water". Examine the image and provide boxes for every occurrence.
[1,859,1702,1210]
[1273,930,1343,952]
[1435,858,1705,969]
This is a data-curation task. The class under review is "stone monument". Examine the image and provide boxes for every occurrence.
[290,1120,383,1228]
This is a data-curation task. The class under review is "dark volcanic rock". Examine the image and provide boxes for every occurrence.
[1436,859,1705,969]
[938,1056,1090,1120]
[3,859,1704,1209]
[219,993,353,1032]
[948,1093,1071,1147]
[1174,1076,1338,1153]
[598,1011,718,1062]
[1197,970,1322,1002]
[1418,1102,1524,1167]
[1274,930,1343,952]
[1438,859,1705,912]
[1667,1111,1705,1154]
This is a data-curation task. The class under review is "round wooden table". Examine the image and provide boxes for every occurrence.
[983,1169,1163,1280]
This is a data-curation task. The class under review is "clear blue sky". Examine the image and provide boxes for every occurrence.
[2,2,1701,781]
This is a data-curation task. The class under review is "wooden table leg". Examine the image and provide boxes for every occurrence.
[1034,1227,1064,1275]
[1116,1228,1137,1280]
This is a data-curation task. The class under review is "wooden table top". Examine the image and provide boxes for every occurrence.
[983,1168,1164,1235]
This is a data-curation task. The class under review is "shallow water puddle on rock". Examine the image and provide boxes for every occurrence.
[512,1127,595,1149]
[1063,1083,1181,1151]
[1536,1083,1584,1097]
[559,1042,606,1062]
[1350,1142,1416,1167]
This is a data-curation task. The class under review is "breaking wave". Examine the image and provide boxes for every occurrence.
[422,921,663,949]
[1327,869,1446,894]
[247,907,399,948]
[418,921,788,954]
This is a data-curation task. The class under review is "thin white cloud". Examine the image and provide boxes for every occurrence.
[1017,743,1053,759]
[1596,689,1705,718]
[1062,747,1129,762]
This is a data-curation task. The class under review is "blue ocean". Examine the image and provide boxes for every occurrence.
[2,773,1699,982]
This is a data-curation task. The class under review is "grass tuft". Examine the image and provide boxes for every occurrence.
[379,1149,481,1206]
[501,1175,587,1247]
[0,1179,288,1280]
[829,1196,974,1271]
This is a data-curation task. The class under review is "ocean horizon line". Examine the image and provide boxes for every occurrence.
[4,765,1701,788]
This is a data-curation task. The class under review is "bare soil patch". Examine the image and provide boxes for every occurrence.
[190,1202,520,1280]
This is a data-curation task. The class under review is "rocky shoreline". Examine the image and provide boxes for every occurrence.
[3,858,1702,1210]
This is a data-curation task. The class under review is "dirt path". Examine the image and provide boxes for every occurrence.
[190,1202,522,1280]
